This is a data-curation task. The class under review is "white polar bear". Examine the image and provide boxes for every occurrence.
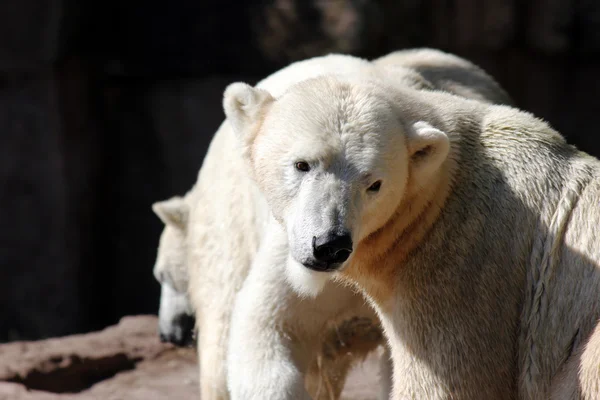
[152,195,196,346]
[221,51,515,399]
[150,46,513,352]
[152,185,382,400]
[224,67,600,399]
[154,49,510,399]
[173,54,382,400]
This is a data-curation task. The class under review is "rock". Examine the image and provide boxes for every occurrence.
[0,315,382,399]
[0,316,198,399]
[2,0,600,345]
[0,316,168,393]
[253,0,385,64]
[89,0,267,78]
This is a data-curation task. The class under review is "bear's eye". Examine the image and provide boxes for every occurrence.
[367,180,382,192]
[295,161,310,172]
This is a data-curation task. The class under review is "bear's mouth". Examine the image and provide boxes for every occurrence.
[302,260,343,272]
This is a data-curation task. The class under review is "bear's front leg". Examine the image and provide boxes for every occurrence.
[226,222,314,400]
[197,313,230,400]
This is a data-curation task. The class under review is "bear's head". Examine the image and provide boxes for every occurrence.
[152,196,195,346]
[223,76,450,296]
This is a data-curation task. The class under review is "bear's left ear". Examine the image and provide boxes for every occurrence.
[152,196,189,231]
[406,121,450,183]
[223,82,274,144]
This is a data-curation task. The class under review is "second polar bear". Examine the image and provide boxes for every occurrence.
[165,53,380,400]
[223,63,600,398]
[152,195,195,346]
[153,48,513,399]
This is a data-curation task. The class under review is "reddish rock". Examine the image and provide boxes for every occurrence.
[0,315,382,399]
[3,0,600,347]
[0,316,169,393]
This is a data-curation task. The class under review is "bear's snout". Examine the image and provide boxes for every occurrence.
[159,313,196,347]
[309,230,353,270]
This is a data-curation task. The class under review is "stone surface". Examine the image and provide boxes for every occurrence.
[0,315,382,400]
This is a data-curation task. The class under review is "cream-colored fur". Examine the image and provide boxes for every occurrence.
[151,55,386,399]
[186,54,382,400]
[153,196,190,294]
[225,69,600,399]
[222,52,522,399]
[176,128,379,400]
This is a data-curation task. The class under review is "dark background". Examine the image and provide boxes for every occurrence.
[0,0,598,342]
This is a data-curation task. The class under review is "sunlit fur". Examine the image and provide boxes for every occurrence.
[226,70,600,399]
[221,51,545,399]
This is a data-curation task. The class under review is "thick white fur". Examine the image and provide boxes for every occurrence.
[222,50,516,399]
[189,54,383,400]
[151,55,385,400]
[225,67,600,399]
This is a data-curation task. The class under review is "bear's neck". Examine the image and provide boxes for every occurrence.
[341,155,455,305]
[340,98,480,303]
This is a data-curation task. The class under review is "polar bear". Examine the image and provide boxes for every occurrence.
[151,46,512,352]
[220,52,514,399]
[152,192,379,399]
[152,195,195,346]
[178,53,383,400]
[152,189,382,399]
[155,48,512,399]
[223,69,600,400]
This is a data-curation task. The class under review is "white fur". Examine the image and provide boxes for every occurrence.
[284,253,330,298]
[227,218,380,400]
[189,54,387,400]
[223,49,515,399]
[226,78,450,296]
[157,282,194,338]
[225,67,600,398]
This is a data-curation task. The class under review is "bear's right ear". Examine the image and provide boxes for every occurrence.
[406,121,450,184]
[223,82,274,143]
[152,196,189,231]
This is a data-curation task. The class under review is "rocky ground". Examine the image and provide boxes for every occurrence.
[0,316,381,400]
[3,0,600,344]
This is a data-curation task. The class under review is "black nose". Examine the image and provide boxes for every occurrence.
[173,314,196,347]
[312,231,353,267]
[160,314,196,347]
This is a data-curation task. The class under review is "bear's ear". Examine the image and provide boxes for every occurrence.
[152,196,189,231]
[406,121,450,183]
[223,82,274,143]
